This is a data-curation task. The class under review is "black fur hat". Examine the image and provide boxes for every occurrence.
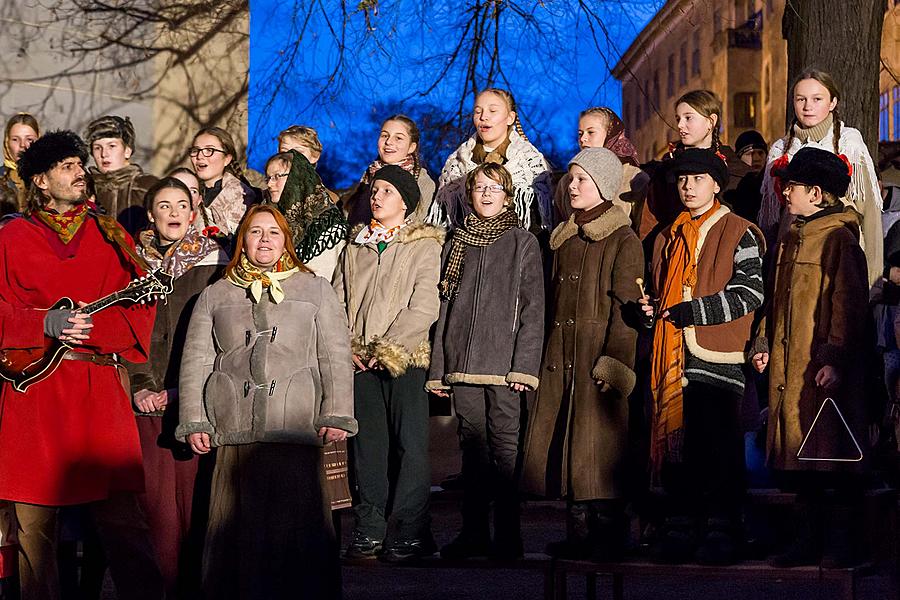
[17,130,89,187]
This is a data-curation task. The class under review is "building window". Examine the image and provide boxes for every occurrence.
[667,54,675,97]
[644,80,651,123]
[763,63,770,105]
[893,86,900,140]
[692,32,701,76]
[881,92,890,142]
[679,43,687,86]
[653,70,660,111]
[734,92,758,128]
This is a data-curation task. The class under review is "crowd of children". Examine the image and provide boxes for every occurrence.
[0,67,896,599]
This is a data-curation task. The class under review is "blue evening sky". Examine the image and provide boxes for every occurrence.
[248,0,662,189]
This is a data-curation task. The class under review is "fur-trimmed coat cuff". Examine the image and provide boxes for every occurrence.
[315,415,359,436]
[369,336,431,378]
[174,421,214,443]
[506,372,539,390]
[591,355,636,397]
[425,379,449,391]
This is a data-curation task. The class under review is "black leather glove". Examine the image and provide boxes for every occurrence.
[666,301,695,329]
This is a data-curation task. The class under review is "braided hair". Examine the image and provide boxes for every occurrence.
[479,87,530,143]
[784,69,842,155]
[674,90,723,152]
[381,114,422,178]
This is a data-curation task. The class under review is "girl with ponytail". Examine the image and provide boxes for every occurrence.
[425,88,553,231]
[342,115,436,226]
[758,69,882,285]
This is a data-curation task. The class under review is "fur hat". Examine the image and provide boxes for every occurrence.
[84,115,135,149]
[667,147,729,190]
[372,165,420,216]
[734,130,768,157]
[17,130,89,186]
[568,147,623,203]
[773,147,851,198]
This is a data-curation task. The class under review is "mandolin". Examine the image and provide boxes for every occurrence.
[0,269,174,392]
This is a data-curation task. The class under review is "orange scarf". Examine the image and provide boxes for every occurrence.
[650,200,720,473]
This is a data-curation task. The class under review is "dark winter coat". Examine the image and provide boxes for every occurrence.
[90,164,158,236]
[521,205,643,501]
[426,226,544,391]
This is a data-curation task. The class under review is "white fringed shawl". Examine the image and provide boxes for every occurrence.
[757,123,882,284]
[758,124,881,237]
[425,129,553,230]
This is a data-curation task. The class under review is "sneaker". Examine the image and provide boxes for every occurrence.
[440,534,492,560]
[345,530,383,559]
[380,537,438,563]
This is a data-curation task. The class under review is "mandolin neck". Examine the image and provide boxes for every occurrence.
[81,291,126,316]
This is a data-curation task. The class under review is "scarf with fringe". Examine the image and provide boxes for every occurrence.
[439,209,518,300]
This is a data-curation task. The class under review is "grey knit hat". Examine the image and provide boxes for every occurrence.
[569,147,623,203]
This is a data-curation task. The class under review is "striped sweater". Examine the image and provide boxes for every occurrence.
[684,228,764,393]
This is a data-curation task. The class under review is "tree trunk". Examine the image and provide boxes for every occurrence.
[782,0,886,156]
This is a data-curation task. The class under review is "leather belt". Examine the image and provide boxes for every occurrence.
[62,350,120,367]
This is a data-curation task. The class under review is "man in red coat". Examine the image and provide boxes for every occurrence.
[0,131,163,600]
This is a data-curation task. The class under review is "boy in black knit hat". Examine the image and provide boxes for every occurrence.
[333,165,446,562]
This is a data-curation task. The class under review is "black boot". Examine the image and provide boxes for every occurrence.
[545,502,591,559]
[649,516,698,564]
[589,500,626,562]
[768,500,821,567]
[491,485,523,560]
[820,500,863,568]
[695,517,741,566]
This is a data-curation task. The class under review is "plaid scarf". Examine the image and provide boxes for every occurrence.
[226,252,299,304]
[439,209,518,300]
[31,202,89,244]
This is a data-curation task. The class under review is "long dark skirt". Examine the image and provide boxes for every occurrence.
[202,442,340,600]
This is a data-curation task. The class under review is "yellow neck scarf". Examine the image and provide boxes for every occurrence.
[227,252,299,304]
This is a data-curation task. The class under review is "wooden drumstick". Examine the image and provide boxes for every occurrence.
[636,277,647,298]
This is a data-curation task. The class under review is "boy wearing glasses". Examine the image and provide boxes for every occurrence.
[427,162,544,560]
[751,147,869,567]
